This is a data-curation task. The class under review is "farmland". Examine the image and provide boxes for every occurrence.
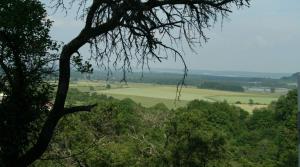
[69,80,282,112]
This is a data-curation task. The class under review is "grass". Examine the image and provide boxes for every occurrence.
[69,80,282,112]
[235,104,268,112]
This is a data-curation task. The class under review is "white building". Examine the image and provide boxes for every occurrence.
[0,93,4,102]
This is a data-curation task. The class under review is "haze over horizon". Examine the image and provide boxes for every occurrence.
[45,0,300,74]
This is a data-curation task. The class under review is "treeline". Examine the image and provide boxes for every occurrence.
[198,81,245,92]
[33,89,297,167]
[66,71,291,89]
[281,72,299,81]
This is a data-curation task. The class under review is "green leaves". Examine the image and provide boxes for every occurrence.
[35,89,298,167]
[0,0,58,163]
[164,108,228,167]
[72,53,93,73]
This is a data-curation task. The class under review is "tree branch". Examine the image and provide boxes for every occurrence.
[85,0,103,28]
[143,0,248,11]
[64,104,97,115]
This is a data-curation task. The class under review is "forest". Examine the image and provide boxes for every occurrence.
[197,81,245,92]
[31,88,297,167]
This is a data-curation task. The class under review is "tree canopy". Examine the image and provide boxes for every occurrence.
[0,0,58,166]
[31,88,297,167]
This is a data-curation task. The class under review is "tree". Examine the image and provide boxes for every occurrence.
[1,0,250,166]
[164,107,228,167]
[236,90,298,167]
[249,99,254,105]
[0,0,59,166]
[270,87,275,93]
[106,84,111,89]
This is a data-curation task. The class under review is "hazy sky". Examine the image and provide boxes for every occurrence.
[46,0,300,73]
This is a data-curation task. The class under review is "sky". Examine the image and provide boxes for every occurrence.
[45,0,300,73]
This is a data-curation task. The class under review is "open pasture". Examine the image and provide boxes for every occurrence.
[69,81,281,112]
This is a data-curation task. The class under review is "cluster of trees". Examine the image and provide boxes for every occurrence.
[30,88,297,167]
[197,81,245,92]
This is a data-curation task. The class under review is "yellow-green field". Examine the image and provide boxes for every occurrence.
[69,80,283,112]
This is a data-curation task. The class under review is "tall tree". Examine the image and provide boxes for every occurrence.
[1,0,250,166]
[0,0,58,166]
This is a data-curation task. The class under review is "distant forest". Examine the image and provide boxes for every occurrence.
[59,71,296,91]
[198,81,245,92]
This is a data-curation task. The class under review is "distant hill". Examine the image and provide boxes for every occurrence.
[148,68,291,79]
[281,72,300,81]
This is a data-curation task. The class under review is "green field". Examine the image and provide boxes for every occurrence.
[69,80,282,112]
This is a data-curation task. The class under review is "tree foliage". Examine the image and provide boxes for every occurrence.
[0,0,58,165]
[163,107,228,167]
[32,89,297,167]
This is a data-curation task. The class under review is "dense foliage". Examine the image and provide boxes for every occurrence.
[0,0,58,165]
[32,89,297,167]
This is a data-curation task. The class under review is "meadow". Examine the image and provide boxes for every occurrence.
[69,80,282,112]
